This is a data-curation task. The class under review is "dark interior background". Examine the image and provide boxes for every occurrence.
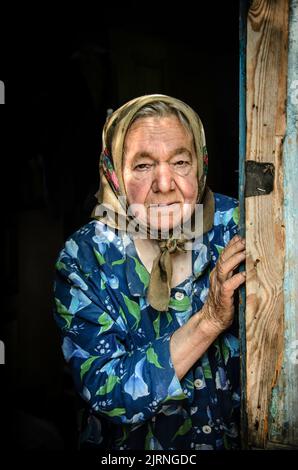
[1,3,239,450]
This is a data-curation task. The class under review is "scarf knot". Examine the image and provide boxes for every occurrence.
[92,94,215,312]
[160,237,187,254]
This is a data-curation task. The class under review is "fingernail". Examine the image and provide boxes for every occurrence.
[242,271,246,277]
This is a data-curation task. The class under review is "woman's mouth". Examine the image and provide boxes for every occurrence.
[148,202,180,207]
[147,202,182,215]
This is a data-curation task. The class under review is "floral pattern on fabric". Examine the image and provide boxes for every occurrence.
[53,193,240,450]
[100,148,121,195]
[202,145,208,176]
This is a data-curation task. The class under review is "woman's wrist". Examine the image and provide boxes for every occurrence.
[195,304,229,338]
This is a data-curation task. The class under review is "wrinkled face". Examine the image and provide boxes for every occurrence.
[123,115,198,233]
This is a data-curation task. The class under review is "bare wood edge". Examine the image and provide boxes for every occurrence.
[245,0,289,448]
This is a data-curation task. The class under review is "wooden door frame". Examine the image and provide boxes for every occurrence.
[239,0,298,449]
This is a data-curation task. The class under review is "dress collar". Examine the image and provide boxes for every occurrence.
[125,232,212,298]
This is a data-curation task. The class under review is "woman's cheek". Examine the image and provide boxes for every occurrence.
[125,178,146,205]
[181,178,198,203]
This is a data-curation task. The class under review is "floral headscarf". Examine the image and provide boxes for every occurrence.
[92,94,214,311]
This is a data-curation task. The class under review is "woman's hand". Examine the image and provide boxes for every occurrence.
[170,234,246,380]
[201,235,246,333]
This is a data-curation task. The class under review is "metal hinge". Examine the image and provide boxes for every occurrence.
[245,161,275,197]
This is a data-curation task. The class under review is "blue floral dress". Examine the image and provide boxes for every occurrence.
[53,193,240,450]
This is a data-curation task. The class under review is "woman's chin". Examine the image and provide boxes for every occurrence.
[129,205,194,238]
[147,217,182,235]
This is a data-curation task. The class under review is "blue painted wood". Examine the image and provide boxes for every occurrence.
[269,0,298,447]
[239,0,249,448]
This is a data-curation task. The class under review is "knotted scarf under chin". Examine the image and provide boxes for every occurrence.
[146,185,214,312]
[92,94,215,312]
[147,237,187,311]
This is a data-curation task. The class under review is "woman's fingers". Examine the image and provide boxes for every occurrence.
[221,271,246,298]
[222,236,246,261]
[214,235,245,283]
[216,250,246,282]
[205,237,246,331]
[204,267,246,333]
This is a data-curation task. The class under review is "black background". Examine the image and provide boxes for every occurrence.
[0,2,242,456]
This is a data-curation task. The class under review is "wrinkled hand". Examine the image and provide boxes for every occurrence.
[201,235,246,333]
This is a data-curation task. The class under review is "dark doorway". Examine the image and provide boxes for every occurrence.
[1,3,239,451]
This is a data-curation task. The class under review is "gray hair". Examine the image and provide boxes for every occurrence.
[106,100,194,155]
[128,101,193,135]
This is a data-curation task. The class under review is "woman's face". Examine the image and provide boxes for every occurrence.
[123,115,198,233]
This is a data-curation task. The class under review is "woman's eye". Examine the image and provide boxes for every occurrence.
[134,163,153,171]
[174,160,190,167]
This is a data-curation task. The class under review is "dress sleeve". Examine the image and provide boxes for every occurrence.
[223,199,239,243]
[216,197,241,406]
[53,244,188,426]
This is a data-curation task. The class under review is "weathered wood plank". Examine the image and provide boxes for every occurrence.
[268,0,298,447]
[245,0,288,448]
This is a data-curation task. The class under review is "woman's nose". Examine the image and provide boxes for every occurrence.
[152,163,175,193]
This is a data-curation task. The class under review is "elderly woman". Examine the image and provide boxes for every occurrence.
[54,94,246,450]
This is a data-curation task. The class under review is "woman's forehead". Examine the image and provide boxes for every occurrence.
[127,114,191,134]
[124,116,194,149]
[124,118,194,162]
